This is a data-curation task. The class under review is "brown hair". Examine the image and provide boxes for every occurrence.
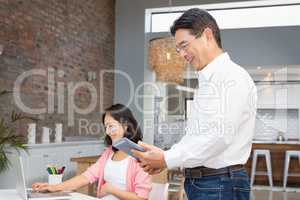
[102,104,143,151]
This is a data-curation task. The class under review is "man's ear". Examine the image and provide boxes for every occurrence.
[202,28,215,47]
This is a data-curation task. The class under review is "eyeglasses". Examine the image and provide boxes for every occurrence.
[175,32,202,54]
[104,124,118,134]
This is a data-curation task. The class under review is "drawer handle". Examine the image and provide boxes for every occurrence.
[43,154,49,158]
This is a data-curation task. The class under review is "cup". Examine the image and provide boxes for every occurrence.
[48,174,63,185]
[27,123,36,144]
[42,127,52,143]
[55,123,63,143]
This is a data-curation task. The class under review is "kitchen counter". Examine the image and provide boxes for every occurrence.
[252,140,300,145]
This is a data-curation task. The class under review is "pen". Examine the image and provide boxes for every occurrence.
[48,166,56,174]
[60,166,65,174]
[52,167,57,174]
[47,165,65,174]
[47,167,52,174]
[50,167,55,174]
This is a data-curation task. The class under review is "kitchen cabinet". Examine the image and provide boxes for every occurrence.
[257,84,300,109]
[255,84,300,140]
[288,84,300,107]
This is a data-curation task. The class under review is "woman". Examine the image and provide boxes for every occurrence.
[32,104,152,200]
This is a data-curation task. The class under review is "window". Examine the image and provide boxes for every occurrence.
[150,3,300,32]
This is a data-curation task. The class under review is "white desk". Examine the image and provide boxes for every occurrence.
[0,190,99,200]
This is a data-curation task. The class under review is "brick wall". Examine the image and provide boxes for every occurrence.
[0,0,115,142]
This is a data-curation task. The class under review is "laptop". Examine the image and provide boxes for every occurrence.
[11,155,71,200]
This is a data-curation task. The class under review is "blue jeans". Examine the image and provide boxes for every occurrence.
[184,168,250,200]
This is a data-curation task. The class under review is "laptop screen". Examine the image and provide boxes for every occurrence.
[11,155,28,200]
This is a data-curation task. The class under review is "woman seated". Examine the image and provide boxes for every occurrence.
[32,104,152,200]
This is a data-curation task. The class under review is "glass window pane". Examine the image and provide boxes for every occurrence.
[151,5,300,32]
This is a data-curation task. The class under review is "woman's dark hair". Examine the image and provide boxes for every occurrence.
[102,104,143,151]
[170,8,222,48]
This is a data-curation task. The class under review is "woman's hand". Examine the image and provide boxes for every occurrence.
[32,182,60,192]
[99,183,116,197]
[32,175,89,193]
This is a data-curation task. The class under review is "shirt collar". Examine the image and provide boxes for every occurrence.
[197,52,230,82]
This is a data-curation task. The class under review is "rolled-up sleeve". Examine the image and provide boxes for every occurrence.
[134,168,152,199]
[82,157,102,183]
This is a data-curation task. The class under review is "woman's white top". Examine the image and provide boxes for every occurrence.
[101,154,129,200]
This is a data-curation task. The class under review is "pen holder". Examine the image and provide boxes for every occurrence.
[48,174,63,185]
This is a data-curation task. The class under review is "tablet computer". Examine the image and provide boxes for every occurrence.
[112,138,145,160]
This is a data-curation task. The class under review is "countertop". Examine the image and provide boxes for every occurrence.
[24,140,104,148]
[252,140,300,144]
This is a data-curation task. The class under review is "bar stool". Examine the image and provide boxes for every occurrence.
[283,150,300,190]
[168,168,185,200]
[250,149,273,187]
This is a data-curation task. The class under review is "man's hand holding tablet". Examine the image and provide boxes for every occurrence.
[112,138,146,160]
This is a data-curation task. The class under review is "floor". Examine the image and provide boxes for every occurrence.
[251,186,300,200]
[170,186,300,200]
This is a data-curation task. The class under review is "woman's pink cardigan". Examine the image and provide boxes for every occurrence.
[82,146,152,198]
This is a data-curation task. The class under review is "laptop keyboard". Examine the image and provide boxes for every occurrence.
[27,190,70,198]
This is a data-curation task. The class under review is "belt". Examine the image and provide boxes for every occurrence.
[183,164,244,178]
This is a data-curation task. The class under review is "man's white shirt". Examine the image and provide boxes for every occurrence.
[164,52,257,169]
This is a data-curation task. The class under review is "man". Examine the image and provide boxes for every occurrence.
[133,8,257,200]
